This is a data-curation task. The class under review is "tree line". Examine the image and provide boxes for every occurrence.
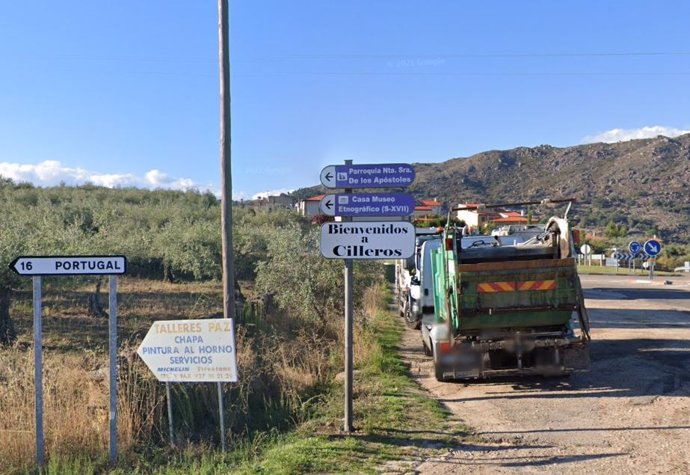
[0,180,378,344]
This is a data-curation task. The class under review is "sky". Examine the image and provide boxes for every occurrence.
[2,1,690,200]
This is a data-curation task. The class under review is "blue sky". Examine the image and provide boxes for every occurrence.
[1,1,690,199]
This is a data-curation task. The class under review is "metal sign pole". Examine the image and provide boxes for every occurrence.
[343,159,354,433]
[344,258,353,432]
[33,276,44,467]
[109,275,118,465]
[166,383,174,447]
[217,382,226,452]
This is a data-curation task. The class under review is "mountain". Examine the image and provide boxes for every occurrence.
[293,134,690,242]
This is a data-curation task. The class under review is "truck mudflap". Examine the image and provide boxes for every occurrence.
[434,337,590,381]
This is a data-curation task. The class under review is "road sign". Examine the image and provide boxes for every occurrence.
[320,163,415,188]
[643,239,662,257]
[628,241,641,255]
[320,221,415,259]
[10,255,127,276]
[137,318,238,382]
[319,193,415,217]
[580,244,592,255]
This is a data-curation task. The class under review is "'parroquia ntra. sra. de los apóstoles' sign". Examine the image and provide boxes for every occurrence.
[320,221,415,259]
[137,318,238,383]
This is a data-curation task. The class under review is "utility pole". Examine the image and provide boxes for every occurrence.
[218,1,233,321]
[217,0,233,453]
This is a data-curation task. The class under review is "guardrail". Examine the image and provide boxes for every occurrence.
[673,263,690,273]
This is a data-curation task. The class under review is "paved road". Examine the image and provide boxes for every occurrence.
[582,272,690,311]
[402,271,690,473]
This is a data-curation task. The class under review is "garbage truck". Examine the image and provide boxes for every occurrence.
[396,228,442,329]
[424,199,591,381]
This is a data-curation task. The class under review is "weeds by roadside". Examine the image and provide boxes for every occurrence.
[1,280,471,474]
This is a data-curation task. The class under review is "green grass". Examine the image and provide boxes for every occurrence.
[577,264,676,276]
[228,294,471,474]
[17,289,470,474]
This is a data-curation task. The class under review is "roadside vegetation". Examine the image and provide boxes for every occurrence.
[0,180,471,473]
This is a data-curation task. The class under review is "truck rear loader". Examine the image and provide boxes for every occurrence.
[426,199,591,381]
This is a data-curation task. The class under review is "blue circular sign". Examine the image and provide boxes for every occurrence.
[643,239,662,257]
[628,241,641,254]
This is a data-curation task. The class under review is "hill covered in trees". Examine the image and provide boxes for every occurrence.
[293,134,690,243]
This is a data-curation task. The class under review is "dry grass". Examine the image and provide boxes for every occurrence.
[0,348,108,471]
[354,283,388,367]
[0,276,387,472]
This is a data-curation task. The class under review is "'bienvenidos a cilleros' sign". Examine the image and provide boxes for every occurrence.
[320,221,415,259]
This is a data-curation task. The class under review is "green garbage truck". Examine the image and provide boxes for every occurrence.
[425,199,591,381]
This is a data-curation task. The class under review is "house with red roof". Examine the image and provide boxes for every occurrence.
[412,199,443,218]
[297,194,325,218]
[456,204,532,229]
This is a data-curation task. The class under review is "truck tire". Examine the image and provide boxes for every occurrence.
[434,362,447,382]
[403,301,420,329]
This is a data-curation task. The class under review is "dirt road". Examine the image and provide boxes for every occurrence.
[400,273,690,473]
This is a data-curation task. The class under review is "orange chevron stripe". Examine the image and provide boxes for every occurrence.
[497,281,516,292]
[537,280,557,290]
[477,280,557,293]
[477,282,516,293]
[517,280,557,291]
[518,281,536,291]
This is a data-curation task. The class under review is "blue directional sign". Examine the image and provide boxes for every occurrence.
[320,163,415,189]
[643,239,662,257]
[628,241,641,255]
[320,193,415,217]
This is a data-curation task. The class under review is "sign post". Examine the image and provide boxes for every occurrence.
[10,255,127,467]
[136,318,238,446]
[580,244,592,267]
[342,160,354,433]
[319,161,415,432]
[643,239,662,280]
[32,277,44,467]
[108,275,118,464]
[628,241,641,272]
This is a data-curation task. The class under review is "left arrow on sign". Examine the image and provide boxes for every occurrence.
[320,166,337,188]
[319,194,337,216]
[10,257,31,275]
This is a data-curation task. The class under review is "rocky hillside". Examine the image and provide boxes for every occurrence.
[294,134,690,242]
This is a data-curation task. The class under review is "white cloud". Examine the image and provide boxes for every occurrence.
[251,188,293,200]
[582,125,690,144]
[0,160,217,194]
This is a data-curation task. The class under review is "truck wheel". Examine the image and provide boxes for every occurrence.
[423,342,433,356]
[404,307,419,329]
[434,363,447,381]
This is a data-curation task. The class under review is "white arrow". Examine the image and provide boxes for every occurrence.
[319,194,336,216]
[320,165,337,188]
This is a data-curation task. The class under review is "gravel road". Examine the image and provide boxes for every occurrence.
[399,273,690,474]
